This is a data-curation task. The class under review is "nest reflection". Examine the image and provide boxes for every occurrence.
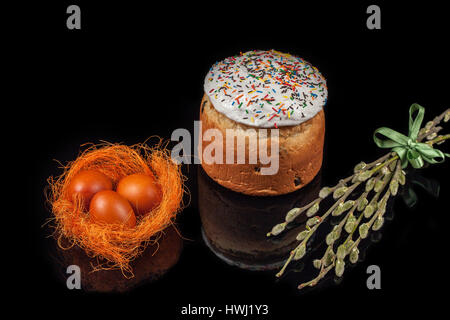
[48,225,183,293]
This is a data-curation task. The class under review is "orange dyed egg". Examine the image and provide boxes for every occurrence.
[89,190,136,228]
[117,173,162,216]
[67,170,113,210]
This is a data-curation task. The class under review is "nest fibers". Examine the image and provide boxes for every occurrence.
[47,141,186,277]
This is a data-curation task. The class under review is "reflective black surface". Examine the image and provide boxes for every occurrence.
[198,167,321,271]
[16,2,450,319]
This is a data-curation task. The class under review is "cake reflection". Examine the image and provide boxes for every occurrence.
[198,167,321,271]
[48,225,182,292]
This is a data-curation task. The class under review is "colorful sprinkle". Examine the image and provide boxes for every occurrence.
[204,50,327,128]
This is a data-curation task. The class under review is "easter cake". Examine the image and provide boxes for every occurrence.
[199,50,327,196]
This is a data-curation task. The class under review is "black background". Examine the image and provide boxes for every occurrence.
[15,1,450,319]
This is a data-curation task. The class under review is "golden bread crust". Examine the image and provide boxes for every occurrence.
[199,94,325,196]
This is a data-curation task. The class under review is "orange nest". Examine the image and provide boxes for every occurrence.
[47,141,186,277]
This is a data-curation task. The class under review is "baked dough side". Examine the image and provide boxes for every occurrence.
[199,94,325,196]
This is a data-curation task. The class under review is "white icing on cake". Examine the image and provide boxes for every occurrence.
[204,50,327,128]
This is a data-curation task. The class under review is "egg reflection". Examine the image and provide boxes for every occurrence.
[48,225,182,292]
[198,167,321,270]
